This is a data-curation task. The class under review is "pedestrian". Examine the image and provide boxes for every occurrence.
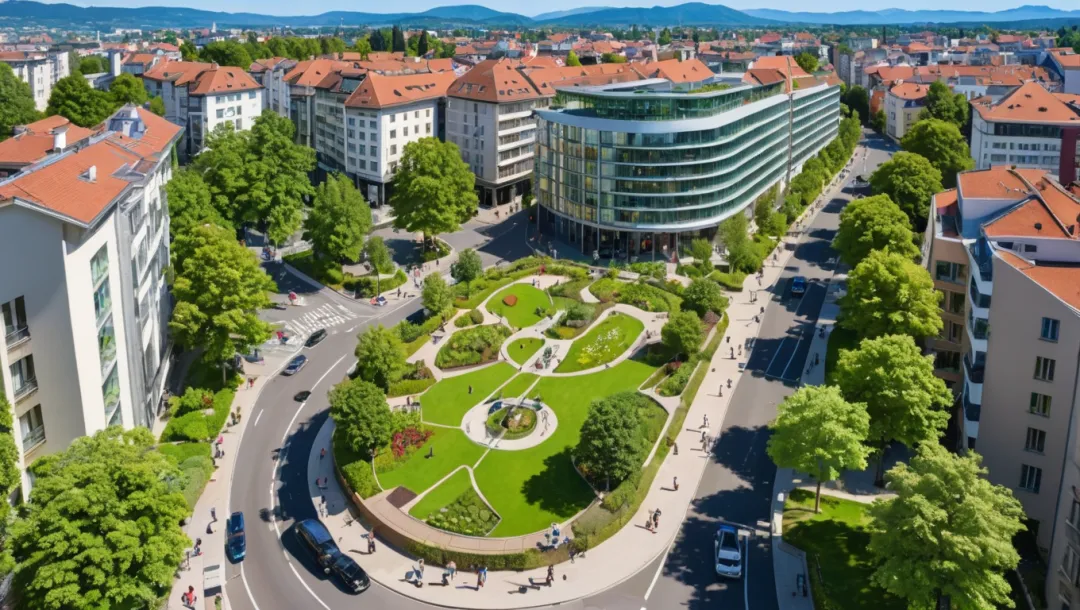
[653,508,661,529]
[397,288,401,298]
[448,560,457,580]
[417,558,425,581]
[320,447,326,460]
[738,344,742,357]
[702,414,708,429]
[236,410,242,424]
[476,571,483,590]
[718,385,723,398]
[210,507,217,522]
[701,429,707,443]
[184,586,197,609]
[468,385,473,395]
[730,347,735,359]
[368,534,376,554]
[673,441,679,456]
[645,514,654,532]
[546,564,554,586]
[569,544,577,563]
[247,377,255,389]
[673,476,679,491]
[701,436,708,452]
[727,378,732,389]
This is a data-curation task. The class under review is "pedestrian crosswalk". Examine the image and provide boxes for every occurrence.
[281,302,360,338]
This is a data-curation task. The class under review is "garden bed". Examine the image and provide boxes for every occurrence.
[486,283,551,329]
[555,313,644,373]
[408,469,502,537]
[387,362,436,398]
[507,338,544,366]
[546,297,606,340]
[434,324,513,369]
[589,278,682,312]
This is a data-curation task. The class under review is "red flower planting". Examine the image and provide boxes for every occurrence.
[391,427,433,458]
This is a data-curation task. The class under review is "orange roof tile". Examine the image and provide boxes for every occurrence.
[638,58,714,84]
[971,81,1080,124]
[188,67,261,96]
[344,71,457,110]
[934,189,958,213]
[889,82,929,100]
[958,167,1033,199]
[143,60,216,86]
[997,251,1080,310]
[984,197,1071,239]
[0,116,97,166]
[524,63,642,96]
[447,58,541,103]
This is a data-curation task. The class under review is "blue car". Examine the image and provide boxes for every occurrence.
[283,355,307,376]
[790,276,808,297]
[226,512,246,561]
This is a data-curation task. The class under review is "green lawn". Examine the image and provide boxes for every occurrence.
[418,362,516,426]
[783,489,902,610]
[408,467,473,519]
[497,373,539,399]
[486,283,551,329]
[824,326,859,383]
[507,338,544,366]
[555,313,645,373]
[376,427,486,495]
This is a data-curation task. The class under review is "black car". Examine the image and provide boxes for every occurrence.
[295,520,370,593]
[282,355,307,376]
[305,329,327,347]
[226,512,246,561]
[294,390,312,402]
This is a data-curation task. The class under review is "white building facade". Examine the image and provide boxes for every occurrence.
[0,50,70,111]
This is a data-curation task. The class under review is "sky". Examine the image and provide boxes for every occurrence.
[42,0,1080,17]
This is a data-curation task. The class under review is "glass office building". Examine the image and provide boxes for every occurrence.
[534,77,840,260]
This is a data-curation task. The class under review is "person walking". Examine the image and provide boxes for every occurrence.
[182,586,197,609]
[447,561,457,581]
[645,513,654,532]
[673,476,679,491]
[210,507,217,523]
[476,569,484,590]
[546,564,555,586]
[416,558,425,584]
[320,447,326,460]
[653,508,661,530]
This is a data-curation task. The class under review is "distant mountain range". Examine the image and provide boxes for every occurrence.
[1,0,1080,30]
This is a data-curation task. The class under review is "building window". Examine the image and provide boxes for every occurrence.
[93,281,111,326]
[1030,392,1052,417]
[19,405,44,452]
[426,109,431,117]
[943,290,964,314]
[369,120,376,128]
[1035,356,1056,381]
[1041,317,1060,342]
[1064,546,1080,586]
[390,114,395,122]
[10,355,36,399]
[2,296,29,344]
[249,91,255,99]
[358,160,366,170]
[1025,427,1046,453]
[389,130,396,139]
[1019,464,1042,493]
[414,111,419,118]
[235,119,242,130]
[216,109,224,119]
[935,261,967,284]
[426,123,431,134]
[1069,499,1080,528]
[369,145,376,156]
[390,144,396,156]
[91,245,109,286]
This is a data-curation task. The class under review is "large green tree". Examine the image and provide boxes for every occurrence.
[900,119,974,189]
[868,444,1025,610]
[0,394,20,575]
[364,236,394,274]
[10,428,188,610]
[767,385,870,512]
[919,80,969,129]
[661,310,704,359]
[192,123,249,223]
[566,50,582,66]
[165,169,229,238]
[794,51,819,73]
[46,73,114,128]
[199,40,253,67]
[869,151,944,230]
[833,194,920,267]
[450,248,483,297]
[108,73,148,106]
[681,278,727,318]
[169,224,276,370]
[0,63,40,140]
[353,36,372,60]
[329,378,393,458]
[304,172,371,262]
[240,110,315,244]
[843,85,870,124]
[718,212,757,273]
[77,55,108,74]
[833,334,952,485]
[417,31,430,56]
[354,325,407,390]
[390,138,478,248]
[838,250,942,340]
[422,272,453,314]
[574,392,645,489]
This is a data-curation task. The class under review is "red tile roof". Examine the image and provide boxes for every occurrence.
[0,116,97,166]
[344,71,458,110]
[889,82,929,101]
[143,60,216,86]
[997,251,1080,311]
[971,81,1080,124]
[447,58,541,103]
[636,58,713,84]
[188,67,261,96]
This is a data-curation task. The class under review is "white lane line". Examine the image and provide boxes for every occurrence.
[287,561,331,610]
[763,336,789,376]
[743,538,750,610]
[240,563,262,610]
[253,409,264,428]
[643,544,672,601]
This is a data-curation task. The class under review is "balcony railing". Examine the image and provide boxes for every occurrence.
[967,242,993,283]
[22,425,44,454]
[5,326,29,348]
[963,388,981,422]
[964,353,985,384]
[13,376,37,401]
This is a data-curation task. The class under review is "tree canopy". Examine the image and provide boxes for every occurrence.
[566,50,582,66]
[329,378,393,458]
[843,85,870,124]
[718,212,758,273]
[46,73,114,128]
[10,428,189,610]
[681,278,727,318]
[304,172,372,261]
[0,394,20,575]
[919,80,969,129]
[833,194,920,267]
[767,385,870,512]
[794,51,819,73]
[108,73,148,106]
[0,63,40,140]
[390,138,478,245]
[199,40,252,68]
[868,444,1025,610]
[165,169,229,238]
[900,119,974,189]
[450,248,483,297]
[422,272,454,314]
[354,325,407,390]
[839,250,942,340]
[239,110,315,243]
[574,392,646,488]
[869,151,944,231]
[661,310,704,359]
[77,55,108,74]
[364,236,394,275]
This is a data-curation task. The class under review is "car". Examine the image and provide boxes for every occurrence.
[790,276,808,297]
[294,391,312,402]
[283,355,307,376]
[305,329,327,347]
[714,524,743,579]
[226,512,246,561]
[295,520,370,593]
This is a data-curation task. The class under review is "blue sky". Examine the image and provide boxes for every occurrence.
[50,0,1080,17]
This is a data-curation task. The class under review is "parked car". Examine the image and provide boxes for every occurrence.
[283,355,307,376]
[714,524,743,579]
[226,512,246,561]
[295,519,370,593]
[305,329,327,347]
[790,276,807,297]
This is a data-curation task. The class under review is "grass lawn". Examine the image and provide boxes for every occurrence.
[487,283,551,329]
[159,442,211,464]
[418,362,516,426]
[407,467,473,519]
[376,427,486,495]
[824,326,859,383]
[497,373,539,399]
[507,338,544,366]
[474,360,656,536]
[783,489,902,610]
[555,313,645,373]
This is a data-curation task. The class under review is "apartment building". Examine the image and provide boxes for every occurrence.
[0,115,96,178]
[0,106,181,494]
[970,82,1080,177]
[142,60,263,158]
[248,57,296,117]
[884,81,929,141]
[1049,49,1080,94]
[0,50,70,111]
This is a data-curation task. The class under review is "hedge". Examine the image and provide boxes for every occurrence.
[346,269,409,298]
[336,438,381,499]
[159,442,211,465]
[388,377,436,397]
[178,455,215,509]
[434,324,512,368]
[709,270,747,291]
[658,362,694,397]
[590,278,682,312]
[160,387,235,442]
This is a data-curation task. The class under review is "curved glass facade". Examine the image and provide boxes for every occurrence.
[535,83,841,236]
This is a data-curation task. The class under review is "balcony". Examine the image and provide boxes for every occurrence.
[22,425,44,455]
[12,376,37,402]
[966,241,993,284]
[5,325,29,349]
[964,353,985,384]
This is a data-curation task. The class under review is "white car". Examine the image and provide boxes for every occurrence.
[715,524,743,579]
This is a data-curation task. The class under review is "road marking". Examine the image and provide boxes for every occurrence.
[287,561,331,610]
[240,563,262,610]
[781,335,806,381]
[743,537,750,610]
[763,336,789,375]
[643,544,672,601]
[253,409,263,428]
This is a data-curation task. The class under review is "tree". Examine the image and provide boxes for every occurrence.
[180,41,199,61]
[364,236,394,274]
[199,40,252,68]
[0,394,20,575]
[920,79,969,129]
[839,250,942,340]
[450,248,483,297]
[601,52,627,63]
[767,385,870,513]
[869,151,944,230]
[867,444,1025,610]
[843,85,869,124]
[370,29,387,52]
[717,212,758,273]
[46,73,114,128]
[833,194,920,267]
[574,392,645,489]
[165,169,228,238]
[689,238,713,269]
[682,278,727,318]
[304,173,371,261]
[149,95,166,116]
[422,272,453,314]
[794,51,819,73]
[659,27,672,45]
[329,378,392,458]
[900,119,974,189]
[108,72,148,106]
[391,26,406,53]
[239,110,315,243]
[354,325,407,390]
[169,224,275,371]
[753,185,778,235]
[566,50,582,66]
[0,63,40,140]
[354,36,372,60]
[834,334,952,485]
[871,109,886,134]
[193,123,249,225]
[661,310,704,358]
[390,138,478,248]
[77,55,108,74]
[10,427,189,610]
[417,31,430,56]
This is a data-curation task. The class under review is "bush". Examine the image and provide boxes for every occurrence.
[405,542,548,570]
[158,442,211,465]
[454,315,473,328]
[420,486,500,536]
[658,362,694,396]
[434,324,512,368]
[682,264,703,278]
[590,278,681,312]
[628,261,666,280]
[709,270,747,291]
[178,456,214,509]
[160,387,234,442]
[170,388,215,417]
[469,309,484,324]
[346,269,408,298]
[388,377,436,397]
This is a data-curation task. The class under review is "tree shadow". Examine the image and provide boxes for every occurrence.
[519,448,595,518]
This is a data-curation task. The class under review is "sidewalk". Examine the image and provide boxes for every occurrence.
[165,350,293,610]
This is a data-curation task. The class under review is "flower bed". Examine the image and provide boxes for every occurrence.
[434,324,512,369]
[555,313,644,373]
[486,406,537,440]
[374,425,434,474]
[421,486,501,537]
[589,278,682,312]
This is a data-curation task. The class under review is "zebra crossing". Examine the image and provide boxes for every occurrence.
[281,302,360,338]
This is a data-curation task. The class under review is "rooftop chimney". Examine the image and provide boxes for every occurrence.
[85,165,96,182]
[52,125,67,151]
